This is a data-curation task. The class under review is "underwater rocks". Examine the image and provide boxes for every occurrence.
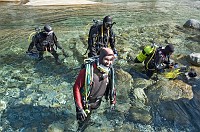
[47,122,65,132]
[133,88,148,104]
[0,100,7,112]
[127,106,152,124]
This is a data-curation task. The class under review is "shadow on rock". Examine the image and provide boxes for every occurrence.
[128,67,149,80]
[150,97,200,131]
[149,78,200,131]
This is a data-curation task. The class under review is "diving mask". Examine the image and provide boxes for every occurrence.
[105,22,112,29]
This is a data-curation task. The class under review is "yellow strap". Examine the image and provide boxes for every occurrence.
[85,23,92,33]
[146,47,156,70]
[101,25,110,46]
[28,32,36,43]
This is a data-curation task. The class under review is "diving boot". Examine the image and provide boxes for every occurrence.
[38,52,44,61]
[38,56,43,61]
[55,58,61,65]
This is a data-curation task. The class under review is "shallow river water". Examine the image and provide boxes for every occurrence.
[0,0,200,132]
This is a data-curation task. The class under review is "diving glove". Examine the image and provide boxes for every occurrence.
[26,51,33,54]
[110,104,115,111]
[77,109,87,121]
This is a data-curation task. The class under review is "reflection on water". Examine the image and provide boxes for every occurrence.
[0,0,200,131]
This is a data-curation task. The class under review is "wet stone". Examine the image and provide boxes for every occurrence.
[188,53,200,66]
[47,122,65,132]
[127,106,152,124]
[115,68,133,102]
[5,88,20,98]
[0,100,7,111]
[183,19,200,29]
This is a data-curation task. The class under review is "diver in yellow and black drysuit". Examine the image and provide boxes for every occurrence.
[134,44,175,79]
[144,44,175,78]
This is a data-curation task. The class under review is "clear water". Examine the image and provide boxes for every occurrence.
[0,0,200,131]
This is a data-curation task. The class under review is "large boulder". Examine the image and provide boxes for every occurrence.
[188,53,200,66]
[146,79,193,103]
[115,68,133,103]
[131,78,152,104]
[183,19,200,29]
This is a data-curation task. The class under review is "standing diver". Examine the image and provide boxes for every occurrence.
[73,48,116,131]
[87,15,118,57]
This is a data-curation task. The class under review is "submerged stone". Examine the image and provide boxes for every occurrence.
[133,88,148,104]
[47,122,65,132]
[128,106,152,124]
[0,100,7,111]
[188,52,200,66]
[183,19,200,29]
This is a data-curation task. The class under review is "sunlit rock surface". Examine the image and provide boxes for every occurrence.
[146,80,193,102]
[189,52,200,66]
[183,19,200,30]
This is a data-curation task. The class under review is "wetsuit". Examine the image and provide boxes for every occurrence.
[28,31,63,61]
[73,63,116,119]
[88,24,117,57]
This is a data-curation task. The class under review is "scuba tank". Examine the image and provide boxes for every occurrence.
[134,43,157,63]
[28,27,41,43]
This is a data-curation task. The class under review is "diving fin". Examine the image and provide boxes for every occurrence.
[26,51,39,59]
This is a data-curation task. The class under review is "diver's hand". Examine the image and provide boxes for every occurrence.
[26,51,33,54]
[110,104,115,111]
[77,109,87,121]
